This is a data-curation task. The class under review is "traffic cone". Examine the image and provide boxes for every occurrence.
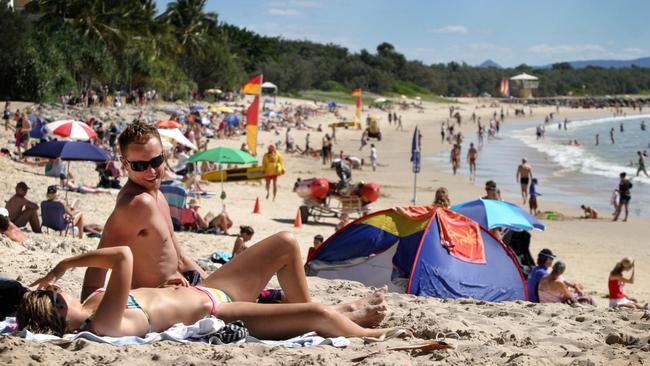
[294,208,303,228]
[253,197,261,214]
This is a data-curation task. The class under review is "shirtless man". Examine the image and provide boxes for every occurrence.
[467,142,478,181]
[516,158,533,204]
[5,182,42,233]
[82,123,385,325]
[450,144,461,175]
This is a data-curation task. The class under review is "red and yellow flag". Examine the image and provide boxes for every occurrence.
[353,87,362,120]
[246,95,260,156]
[242,75,262,95]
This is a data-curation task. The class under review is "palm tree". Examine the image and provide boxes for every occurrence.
[158,0,219,62]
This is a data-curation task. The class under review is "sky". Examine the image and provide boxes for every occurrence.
[156,0,649,67]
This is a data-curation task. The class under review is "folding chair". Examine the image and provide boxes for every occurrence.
[41,200,73,237]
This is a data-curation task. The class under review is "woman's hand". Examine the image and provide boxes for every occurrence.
[29,262,66,289]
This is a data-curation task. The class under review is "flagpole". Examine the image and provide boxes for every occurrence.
[412,170,417,205]
[257,75,263,154]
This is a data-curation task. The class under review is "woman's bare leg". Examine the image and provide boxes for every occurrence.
[202,231,310,303]
[217,302,394,340]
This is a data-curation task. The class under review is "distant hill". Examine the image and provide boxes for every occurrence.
[479,59,502,68]
[539,57,650,69]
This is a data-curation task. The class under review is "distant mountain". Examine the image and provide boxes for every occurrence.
[478,59,502,68]
[539,57,650,69]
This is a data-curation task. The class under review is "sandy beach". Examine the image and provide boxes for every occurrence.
[1,97,649,365]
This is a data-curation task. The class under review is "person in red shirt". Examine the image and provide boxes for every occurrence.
[608,257,647,309]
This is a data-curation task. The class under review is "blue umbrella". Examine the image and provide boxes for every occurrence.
[225,114,240,125]
[450,199,545,231]
[23,140,112,161]
[190,105,205,111]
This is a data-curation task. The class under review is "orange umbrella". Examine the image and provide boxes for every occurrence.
[155,120,183,129]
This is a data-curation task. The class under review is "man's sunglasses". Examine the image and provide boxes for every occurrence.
[123,154,165,172]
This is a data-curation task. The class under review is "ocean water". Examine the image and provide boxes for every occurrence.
[427,113,650,217]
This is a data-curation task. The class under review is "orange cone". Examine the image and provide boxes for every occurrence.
[294,208,303,228]
[253,197,261,214]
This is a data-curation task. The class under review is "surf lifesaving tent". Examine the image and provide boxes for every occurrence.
[305,207,526,302]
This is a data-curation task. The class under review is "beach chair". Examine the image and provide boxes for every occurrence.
[160,185,188,231]
[40,200,73,237]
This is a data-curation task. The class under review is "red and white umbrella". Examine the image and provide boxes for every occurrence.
[46,120,97,140]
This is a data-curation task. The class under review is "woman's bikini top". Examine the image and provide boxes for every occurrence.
[79,288,152,334]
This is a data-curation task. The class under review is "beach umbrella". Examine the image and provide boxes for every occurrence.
[190,105,205,111]
[157,128,197,150]
[205,89,222,94]
[263,111,280,118]
[217,106,235,114]
[23,140,112,161]
[208,106,219,113]
[155,120,183,129]
[24,140,113,200]
[224,114,240,125]
[450,199,545,232]
[46,120,97,140]
[186,147,257,205]
[186,146,256,165]
[373,97,388,103]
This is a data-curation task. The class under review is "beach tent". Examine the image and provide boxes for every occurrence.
[305,207,526,302]
[261,82,278,94]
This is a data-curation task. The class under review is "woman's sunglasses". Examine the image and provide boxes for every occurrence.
[123,154,165,172]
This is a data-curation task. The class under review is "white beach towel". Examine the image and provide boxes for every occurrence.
[0,316,349,348]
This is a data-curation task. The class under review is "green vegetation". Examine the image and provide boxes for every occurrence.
[0,1,649,103]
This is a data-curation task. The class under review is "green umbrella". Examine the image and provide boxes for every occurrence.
[186,147,258,207]
[186,147,257,164]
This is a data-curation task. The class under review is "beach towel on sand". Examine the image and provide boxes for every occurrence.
[0,316,349,348]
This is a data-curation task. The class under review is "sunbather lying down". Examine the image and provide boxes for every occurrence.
[18,246,404,340]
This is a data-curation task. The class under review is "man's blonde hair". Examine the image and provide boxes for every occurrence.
[16,291,67,336]
[118,121,161,158]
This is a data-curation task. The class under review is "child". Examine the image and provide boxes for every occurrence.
[580,204,598,219]
[232,226,254,257]
[608,257,648,309]
[529,178,540,215]
[312,234,324,250]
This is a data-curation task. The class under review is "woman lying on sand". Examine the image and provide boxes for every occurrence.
[18,246,401,340]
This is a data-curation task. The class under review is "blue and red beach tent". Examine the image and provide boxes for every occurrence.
[305,206,527,302]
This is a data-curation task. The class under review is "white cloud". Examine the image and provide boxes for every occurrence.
[528,43,607,55]
[269,1,321,8]
[269,8,301,16]
[431,25,467,34]
[623,47,645,54]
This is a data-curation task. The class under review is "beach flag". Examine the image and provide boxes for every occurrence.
[246,95,260,156]
[499,79,509,97]
[242,75,262,95]
[352,87,362,121]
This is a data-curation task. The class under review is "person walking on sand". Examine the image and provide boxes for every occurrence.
[595,133,599,146]
[467,142,478,181]
[610,128,615,144]
[528,178,540,215]
[516,158,533,204]
[2,101,10,131]
[613,172,632,222]
[636,151,649,177]
[359,129,368,151]
[450,144,461,175]
[370,144,378,172]
[608,258,648,310]
[262,144,285,200]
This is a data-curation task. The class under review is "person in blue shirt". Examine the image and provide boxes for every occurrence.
[526,249,555,302]
[528,178,540,215]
